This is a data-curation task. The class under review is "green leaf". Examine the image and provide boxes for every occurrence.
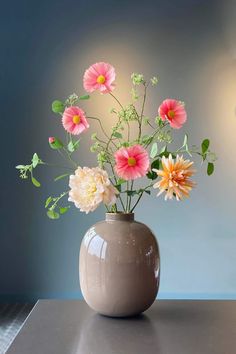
[207,162,214,176]
[159,145,167,154]
[120,142,130,147]
[59,206,70,214]
[67,139,80,152]
[150,143,158,158]
[207,152,217,163]
[47,210,60,219]
[202,139,210,154]
[159,146,170,158]
[15,165,25,169]
[49,138,63,150]
[78,95,90,100]
[32,153,40,168]
[54,173,69,182]
[112,132,123,139]
[126,188,150,196]
[144,190,151,195]
[52,100,64,113]
[117,178,126,185]
[146,171,157,180]
[151,159,160,170]
[146,159,160,180]
[31,176,41,187]
[127,190,138,196]
[45,196,52,208]
[115,184,122,192]
[115,178,126,192]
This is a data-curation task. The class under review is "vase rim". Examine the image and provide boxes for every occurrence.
[105,212,134,221]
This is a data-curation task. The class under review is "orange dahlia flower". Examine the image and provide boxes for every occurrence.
[153,154,195,201]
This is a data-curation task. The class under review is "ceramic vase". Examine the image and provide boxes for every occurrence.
[79,213,160,317]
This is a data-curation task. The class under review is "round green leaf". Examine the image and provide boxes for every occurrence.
[202,139,210,154]
[52,100,64,114]
[47,210,60,219]
[79,95,90,100]
[45,196,52,208]
[59,207,70,214]
[112,132,123,139]
[207,162,214,176]
[31,176,41,187]
[32,153,40,168]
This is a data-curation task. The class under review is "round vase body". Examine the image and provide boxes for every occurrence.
[79,213,160,317]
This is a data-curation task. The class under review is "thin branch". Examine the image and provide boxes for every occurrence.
[87,116,111,142]
[130,192,144,213]
[44,162,75,171]
[109,92,124,110]
[128,180,134,212]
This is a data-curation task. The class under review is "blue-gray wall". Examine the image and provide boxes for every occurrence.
[1,0,236,301]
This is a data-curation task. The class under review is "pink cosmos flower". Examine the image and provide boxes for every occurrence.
[114,145,150,180]
[62,106,89,135]
[158,99,187,129]
[83,62,116,94]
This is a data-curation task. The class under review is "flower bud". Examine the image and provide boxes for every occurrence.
[49,137,55,144]
[48,137,63,149]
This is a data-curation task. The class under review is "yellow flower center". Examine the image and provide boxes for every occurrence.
[73,115,81,124]
[97,75,106,84]
[168,110,175,119]
[127,157,137,167]
[88,184,97,196]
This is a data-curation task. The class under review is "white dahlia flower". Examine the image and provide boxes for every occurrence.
[68,166,118,213]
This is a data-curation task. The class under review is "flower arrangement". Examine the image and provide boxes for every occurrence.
[16,62,216,219]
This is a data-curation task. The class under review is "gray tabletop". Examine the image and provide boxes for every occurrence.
[6,300,236,354]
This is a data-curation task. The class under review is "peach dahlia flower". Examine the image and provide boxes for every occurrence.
[153,154,195,200]
[83,62,116,93]
[68,167,118,213]
[158,99,187,129]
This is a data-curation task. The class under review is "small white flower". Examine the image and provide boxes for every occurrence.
[68,166,118,213]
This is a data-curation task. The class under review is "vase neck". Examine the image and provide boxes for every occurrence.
[106,213,134,222]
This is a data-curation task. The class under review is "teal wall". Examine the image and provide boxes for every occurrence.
[1,0,236,301]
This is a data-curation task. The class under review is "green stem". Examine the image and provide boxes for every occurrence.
[128,181,134,212]
[130,192,144,213]
[127,121,130,141]
[104,204,110,212]
[50,191,69,211]
[144,122,168,149]
[109,161,126,211]
[87,116,117,149]
[62,148,78,168]
[147,121,155,129]
[130,183,154,212]
[44,162,75,171]
[107,92,125,152]
[109,92,124,110]
[138,84,147,142]
[126,181,129,212]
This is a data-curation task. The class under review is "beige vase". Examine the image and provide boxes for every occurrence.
[79,213,160,317]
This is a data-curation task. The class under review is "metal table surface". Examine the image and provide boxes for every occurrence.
[6,300,236,354]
